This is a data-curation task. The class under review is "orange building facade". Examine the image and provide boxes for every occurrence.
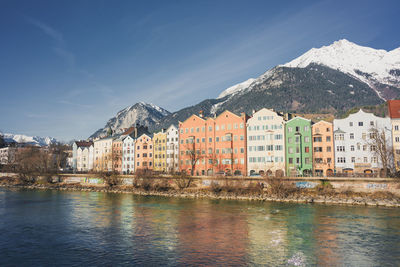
[135,134,153,171]
[312,120,334,176]
[179,111,248,176]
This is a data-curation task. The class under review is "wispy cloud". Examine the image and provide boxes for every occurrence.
[26,113,49,119]
[57,100,93,109]
[26,16,75,67]
[126,0,381,111]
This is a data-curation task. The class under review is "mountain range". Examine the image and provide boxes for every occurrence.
[90,39,400,139]
[2,133,58,147]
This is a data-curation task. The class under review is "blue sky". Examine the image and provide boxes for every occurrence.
[1,0,399,141]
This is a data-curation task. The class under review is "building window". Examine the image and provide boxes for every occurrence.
[335,134,344,141]
[350,133,354,139]
[351,157,355,163]
[395,125,399,131]
[358,122,363,126]
[313,137,322,142]
[337,146,345,152]
[337,157,346,163]
[362,133,367,140]
[349,122,353,126]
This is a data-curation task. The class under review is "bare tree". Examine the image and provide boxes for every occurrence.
[13,146,58,183]
[48,143,70,171]
[184,140,206,176]
[367,126,394,177]
[0,131,5,148]
[174,172,192,190]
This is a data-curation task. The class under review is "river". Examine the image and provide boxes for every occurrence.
[0,188,399,266]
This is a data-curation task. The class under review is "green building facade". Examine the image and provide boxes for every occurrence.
[285,117,313,176]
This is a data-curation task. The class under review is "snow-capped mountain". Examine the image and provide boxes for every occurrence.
[282,39,400,100]
[3,133,58,146]
[90,102,170,138]
[93,39,400,134]
[217,78,256,99]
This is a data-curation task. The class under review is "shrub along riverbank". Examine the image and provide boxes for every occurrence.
[0,175,399,207]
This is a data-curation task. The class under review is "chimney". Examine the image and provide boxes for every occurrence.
[134,127,137,138]
[252,109,256,115]
[199,110,203,118]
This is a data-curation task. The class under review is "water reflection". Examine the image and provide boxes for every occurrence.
[176,200,249,265]
[0,189,399,266]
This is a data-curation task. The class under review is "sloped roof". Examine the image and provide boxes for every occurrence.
[286,116,311,124]
[334,128,346,134]
[74,141,93,147]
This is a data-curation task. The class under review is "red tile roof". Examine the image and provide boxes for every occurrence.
[75,141,93,147]
[388,100,400,118]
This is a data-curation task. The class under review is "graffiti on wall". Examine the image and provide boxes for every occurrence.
[64,177,83,183]
[366,183,388,189]
[121,178,133,185]
[202,180,211,186]
[85,178,104,184]
[296,181,318,189]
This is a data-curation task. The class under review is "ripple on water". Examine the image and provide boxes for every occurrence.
[0,188,399,266]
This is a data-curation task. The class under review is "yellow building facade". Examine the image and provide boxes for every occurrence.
[153,130,167,172]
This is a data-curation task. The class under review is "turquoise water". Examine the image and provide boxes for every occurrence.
[0,188,399,266]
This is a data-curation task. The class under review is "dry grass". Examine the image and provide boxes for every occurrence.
[265,178,299,198]
[369,191,397,200]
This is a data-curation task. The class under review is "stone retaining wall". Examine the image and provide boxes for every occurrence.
[2,172,400,196]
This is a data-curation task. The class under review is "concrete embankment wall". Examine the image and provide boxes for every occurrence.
[1,173,400,196]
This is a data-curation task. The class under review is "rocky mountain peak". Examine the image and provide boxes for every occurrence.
[90,102,170,139]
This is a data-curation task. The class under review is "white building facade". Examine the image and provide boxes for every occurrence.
[76,145,94,172]
[246,108,286,176]
[72,141,94,172]
[166,125,179,173]
[93,137,113,172]
[388,100,400,170]
[333,109,392,174]
[122,135,135,174]
[0,147,17,165]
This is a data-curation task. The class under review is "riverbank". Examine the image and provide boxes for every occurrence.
[1,181,399,208]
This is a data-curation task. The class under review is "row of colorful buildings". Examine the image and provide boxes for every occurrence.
[72,100,400,177]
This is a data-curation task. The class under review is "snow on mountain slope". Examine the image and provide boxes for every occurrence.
[90,102,170,138]
[282,39,400,99]
[3,133,57,146]
[217,78,256,99]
